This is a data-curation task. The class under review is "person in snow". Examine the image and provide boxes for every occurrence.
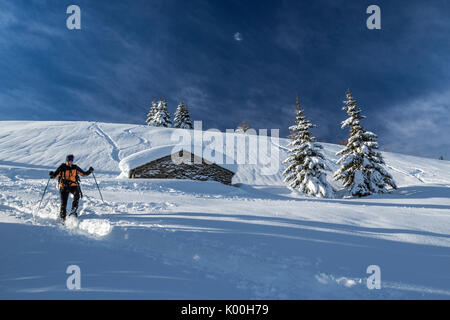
[49,154,94,221]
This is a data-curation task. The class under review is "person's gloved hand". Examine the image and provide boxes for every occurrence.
[49,171,54,178]
[88,167,94,173]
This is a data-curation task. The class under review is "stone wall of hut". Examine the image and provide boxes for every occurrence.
[129,153,234,185]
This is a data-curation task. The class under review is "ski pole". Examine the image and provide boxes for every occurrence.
[37,176,51,211]
[92,172,104,203]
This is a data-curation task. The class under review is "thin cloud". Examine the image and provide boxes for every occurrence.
[377,90,450,159]
[234,32,243,41]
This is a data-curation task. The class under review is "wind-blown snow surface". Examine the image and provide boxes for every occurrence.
[0,121,449,299]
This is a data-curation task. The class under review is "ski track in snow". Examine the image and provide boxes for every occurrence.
[90,122,121,164]
[411,168,425,183]
[124,126,152,150]
[386,164,424,184]
[1,121,450,299]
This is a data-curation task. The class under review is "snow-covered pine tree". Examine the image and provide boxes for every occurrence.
[287,94,301,140]
[334,90,397,197]
[283,95,334,198]
[173,100,193,129]
[146,100,158,126]
[152,99,172,127]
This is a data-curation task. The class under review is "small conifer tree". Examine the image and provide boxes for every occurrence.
[334,90,397,196]
[283,95,334,198]
[173,100,193,129]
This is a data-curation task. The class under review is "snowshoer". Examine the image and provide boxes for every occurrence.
[49,154,94,221]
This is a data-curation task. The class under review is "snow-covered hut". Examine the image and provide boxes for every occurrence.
[119,145,237,185]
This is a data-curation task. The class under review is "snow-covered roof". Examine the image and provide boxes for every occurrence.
[119,144,238,177]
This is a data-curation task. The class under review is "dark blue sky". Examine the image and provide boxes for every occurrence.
[1,0,449,159]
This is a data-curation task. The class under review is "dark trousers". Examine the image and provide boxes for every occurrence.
[60,185,80,218]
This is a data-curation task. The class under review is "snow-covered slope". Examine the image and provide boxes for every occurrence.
[0,121,449,299]
[1,120,449,187]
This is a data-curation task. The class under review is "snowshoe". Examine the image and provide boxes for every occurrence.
[68,207,78,218]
